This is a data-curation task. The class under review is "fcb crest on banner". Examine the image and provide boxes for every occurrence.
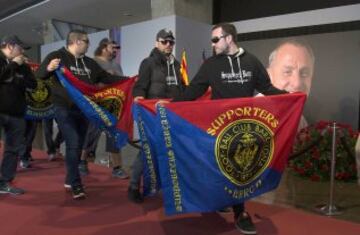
[215,119,274,186]
[25,63,55,120]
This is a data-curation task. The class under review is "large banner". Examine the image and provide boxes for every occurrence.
[55,66,135,148]
[144,93,306,215]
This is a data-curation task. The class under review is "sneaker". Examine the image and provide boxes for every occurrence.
[55,149,64,159]
[0,183,25,195]
[79,161,89,176]
[87,152,96,162]
[112,168,129,179]
[72,185,86,200]
[19,160,31,169]
[48,153,55,161]
[235,212,257,235]
[64,184,71,190]
[99,158,110,166]
[127,187,144,203]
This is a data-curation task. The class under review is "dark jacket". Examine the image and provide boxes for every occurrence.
[173,48,286,101]
[0,51,37,116]
[133,48,185,99]
[36,47,126,107]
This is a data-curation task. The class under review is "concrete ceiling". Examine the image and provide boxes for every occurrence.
[0,0,152,45]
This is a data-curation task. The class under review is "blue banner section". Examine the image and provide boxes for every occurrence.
[55,69,128,148]
[156,106,282,215]
[133,103,161,196]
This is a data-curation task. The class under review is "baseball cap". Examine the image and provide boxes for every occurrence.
[99,38,120,49]
[1,35,31,50]
[156,29,175,41]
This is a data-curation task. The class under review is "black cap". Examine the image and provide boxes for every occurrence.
[1,35,31,50]
[99,38,120,49]
[156,29,175,41]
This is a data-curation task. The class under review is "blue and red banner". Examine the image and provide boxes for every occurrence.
[55,66,135,148]
[137,93,306,215]
[133,100,163,196]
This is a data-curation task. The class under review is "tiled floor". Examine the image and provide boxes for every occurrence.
[254,168,360,223]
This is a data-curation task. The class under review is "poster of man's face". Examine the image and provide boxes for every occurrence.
[240,31,359,130]
[266,40,315,96]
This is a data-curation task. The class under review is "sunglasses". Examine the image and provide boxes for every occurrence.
[211,35,228,44]
[159,40,175,46]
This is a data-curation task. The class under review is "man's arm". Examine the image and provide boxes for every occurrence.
[36,51,60,80]
[172,62,210,101]
[0,61,19,82]
[132,59,151,98]
[22,65,37,89]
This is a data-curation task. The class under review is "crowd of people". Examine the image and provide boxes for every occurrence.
[0,23,314,234]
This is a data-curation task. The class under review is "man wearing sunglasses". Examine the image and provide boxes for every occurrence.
[173,23,287,234]
[37,30,127,200]
[0,35,37,195]
[129,28,185,203]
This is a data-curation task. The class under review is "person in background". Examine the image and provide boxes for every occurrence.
[0,35,37,195]
[79,38,128,179]
[129,28,185,203]
[36,29,126,200]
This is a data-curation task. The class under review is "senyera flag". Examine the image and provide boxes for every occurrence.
[155,93,306,215]
[55,66,135,148]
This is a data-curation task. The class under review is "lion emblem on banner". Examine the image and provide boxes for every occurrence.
[215,119,274,185]
[95,96,123,119]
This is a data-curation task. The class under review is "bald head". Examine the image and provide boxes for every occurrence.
[267,39,315,95]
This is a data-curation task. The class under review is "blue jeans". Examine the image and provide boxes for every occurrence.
[54,105,88,187]
[0,114,26,184]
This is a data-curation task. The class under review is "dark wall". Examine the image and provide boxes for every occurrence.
[213,0,360,24]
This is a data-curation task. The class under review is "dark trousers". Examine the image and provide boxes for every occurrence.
[232,203,245,218]
[43,118,63,154]
[0,114,26,185]
[82,122,101,154]
[54,105,88,187]
[19,120,37,161]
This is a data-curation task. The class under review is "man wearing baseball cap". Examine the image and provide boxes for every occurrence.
[128,28,185,203]
[0,35,37,195]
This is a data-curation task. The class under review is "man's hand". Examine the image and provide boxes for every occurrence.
[155,99,169,107]
[12,55,26,65]
[134,96,144,102]
[47,58,61,72]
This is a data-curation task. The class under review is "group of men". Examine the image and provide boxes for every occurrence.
[0,23,314,234]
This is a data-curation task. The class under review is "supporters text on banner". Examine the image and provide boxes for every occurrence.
[133,101,163,196]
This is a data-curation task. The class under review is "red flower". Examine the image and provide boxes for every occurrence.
[310,174,320,181]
